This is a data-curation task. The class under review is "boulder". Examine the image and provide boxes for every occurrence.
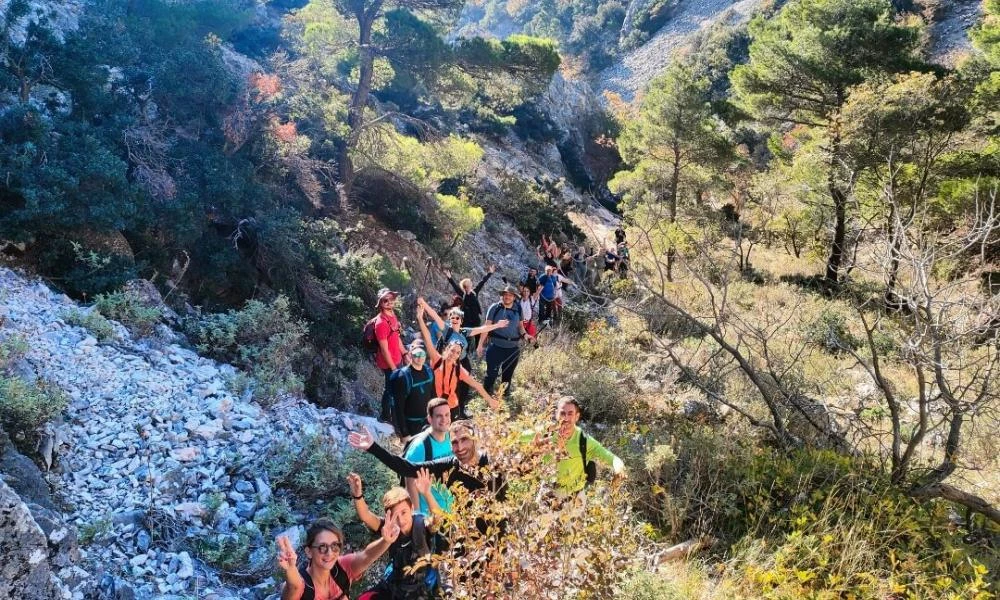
[0,478,63,599]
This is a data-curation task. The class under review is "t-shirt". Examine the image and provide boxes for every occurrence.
[537,274,559,302]
[520,274,539,295]
[437,326,473,360]
[374,312,403,371]
[519,298,534,322]
[297,553,361,600]
[404,430,455,515]
[520,426,618,494]
[428,321,444,347]
[485,302,522,349]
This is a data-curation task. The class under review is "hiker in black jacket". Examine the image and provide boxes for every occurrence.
[443,265,494,328]
[348,421,507,535]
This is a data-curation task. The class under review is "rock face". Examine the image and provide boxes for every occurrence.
[599,0,762,102]
[0,267,393,598]
[0,0,83,46]
[0,478,64,599]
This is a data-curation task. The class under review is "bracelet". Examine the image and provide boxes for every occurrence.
[352,494,364,500]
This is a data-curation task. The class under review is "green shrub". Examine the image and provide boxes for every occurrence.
[93,289,163,337]
[182,296,307,404]
[0,335,29,370]
[616,569,697,600]
[571,367,634,424]
[477,175,584,243]
[0,376,68,436]
[62,308,116,342]
[265,433,397,505]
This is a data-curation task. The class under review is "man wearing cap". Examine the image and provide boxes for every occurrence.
[537,265,571,324]
[375,288,407,423]
[478,285,533,396]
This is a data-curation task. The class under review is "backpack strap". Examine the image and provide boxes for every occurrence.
[423,435,433,461]
[331,560,351,599]
[579,430,587,473]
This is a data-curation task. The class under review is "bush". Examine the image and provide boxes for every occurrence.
[182,296,307,404]
[63,308,116,342]
[0,376,68,437]
[477,174,584,244]
[94,289,163,337]
[0,335,29,370]
[570,366,635,424]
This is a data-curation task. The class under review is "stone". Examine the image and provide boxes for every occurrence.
[254,477,272,505]
[136,530,151,552]
[0,479,63,599]
[173,502,206,520]
[175,552,194,580]
[234,501,257,519]
[170,447,200,462]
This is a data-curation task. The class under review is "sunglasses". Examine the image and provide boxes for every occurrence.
[412,351,427,359]
[310,542,343,555]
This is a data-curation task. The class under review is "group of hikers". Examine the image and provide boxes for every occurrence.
[276,231,629,599]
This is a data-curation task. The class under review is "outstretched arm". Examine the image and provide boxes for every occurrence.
[347,473,382,532]
[473,266,495,293]
[444,270,464,296]
[277,536,304,600]
[416,306,442,363]
[462,371,498,410]
[349,426,456,478]
[417,297,446,330]
[414,468,445,527]
[466,320,509,337]
[350,521,399,575]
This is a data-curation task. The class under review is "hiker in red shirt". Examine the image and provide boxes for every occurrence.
[374,288,407,423]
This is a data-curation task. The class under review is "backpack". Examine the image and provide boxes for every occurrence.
[435,328,468,356]
[362,315,381,361]
[399,433,435,486]
[486,301,522,323]
[388,367,435,433]
[382,514,441,598]
[579,431,597,487]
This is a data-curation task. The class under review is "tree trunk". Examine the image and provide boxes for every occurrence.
[910,483,1000,526]
[824,120,847,287]
[666,143,680,281]
[338,11,378,200]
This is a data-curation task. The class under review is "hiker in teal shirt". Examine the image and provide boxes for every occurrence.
[522,397,625,495]
[403,398,455,515]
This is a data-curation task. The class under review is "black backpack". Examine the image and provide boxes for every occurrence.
[382,514,441,598]
[579,431,597,486]
[435,328,468,356]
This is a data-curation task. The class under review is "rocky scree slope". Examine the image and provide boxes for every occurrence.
[0,267,390,599]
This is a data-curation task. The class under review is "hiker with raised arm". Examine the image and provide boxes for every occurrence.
[522,397,625,498]
[536,265,571,324]
[348,422,506,507]
[417,297,509,418]
[347,473,444,599]
[276,517,398,600]
[401,397,456,515]
[365,288,407,423]
[479,285,533,395]
[444,265,493,329]
[416,304,498,419]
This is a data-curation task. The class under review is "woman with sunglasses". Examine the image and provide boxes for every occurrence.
[277,517,399,600]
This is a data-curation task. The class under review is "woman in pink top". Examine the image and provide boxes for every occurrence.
[277,517,399,600]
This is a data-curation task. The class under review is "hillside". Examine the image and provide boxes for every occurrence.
[2,0,999,598]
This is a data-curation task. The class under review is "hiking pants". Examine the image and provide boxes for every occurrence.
[483,344,520,395]
[538,297,556,323]
[380,368,392,421]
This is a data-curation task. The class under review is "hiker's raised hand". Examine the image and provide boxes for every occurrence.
[417,304,425,320]
[443,268,452,278]
[276,535,297,573]
[414,467,432,496]
[381,518,401,544]
[488,264,496,274]
[347,472,363,498]
[348,426,374,451]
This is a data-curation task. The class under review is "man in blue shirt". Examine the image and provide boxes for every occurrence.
[537,265,570,323]
[403,398,455,515]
